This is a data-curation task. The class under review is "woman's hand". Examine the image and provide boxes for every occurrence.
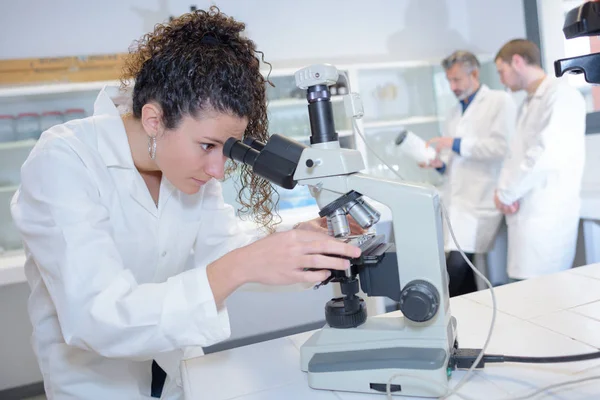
[294,216,366,235]
[206,219,364,305]
[228,229,361,286]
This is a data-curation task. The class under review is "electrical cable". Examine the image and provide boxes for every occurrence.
[335,73,600,399]
[487,351,600,364]
[348,114,600,400]
[338,71,405,181]
[338,72,487,396]
[347,117,496,399]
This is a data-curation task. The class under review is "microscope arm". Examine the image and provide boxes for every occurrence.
[298,173,450,323]
[223,63,457,397]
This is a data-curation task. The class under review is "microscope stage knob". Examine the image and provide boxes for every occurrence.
[399,280,440,323]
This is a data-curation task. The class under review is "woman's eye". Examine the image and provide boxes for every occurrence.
[200,143,214,151]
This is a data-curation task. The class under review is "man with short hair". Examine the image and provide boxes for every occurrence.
[494,39,586,280]
[422,50,516,296]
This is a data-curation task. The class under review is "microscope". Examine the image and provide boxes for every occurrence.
[223,64,456,397]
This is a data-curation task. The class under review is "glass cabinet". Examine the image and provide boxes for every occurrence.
[356,57,505,186]
[354,62,442,185]
[0,56,506,253]
[0,82,120,253]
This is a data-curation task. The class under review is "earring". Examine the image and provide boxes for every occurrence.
[148,136,157,160]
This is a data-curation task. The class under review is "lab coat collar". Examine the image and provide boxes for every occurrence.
[459,84,484,111]
[530,76,553,99]
[93,88,177,217]
[473,84,490,101]
[94,87,136,169]
[460,84,489,117]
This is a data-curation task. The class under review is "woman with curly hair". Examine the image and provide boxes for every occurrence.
[11,7,360,399]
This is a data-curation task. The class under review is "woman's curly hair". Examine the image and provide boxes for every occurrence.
[121,6,279,231]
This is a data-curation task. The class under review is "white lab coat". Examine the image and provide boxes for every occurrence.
[497,77,586,279]
[441,84,516,253]
[10,89,254,399]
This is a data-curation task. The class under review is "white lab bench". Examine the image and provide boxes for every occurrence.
[1,131,599,392]
[1,189,599,392]
[0,204,392,392]
[182,263,600,400]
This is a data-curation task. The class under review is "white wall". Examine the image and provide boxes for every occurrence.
[536,0,568,73]
[1,0,526,64]
[0,0,528,394]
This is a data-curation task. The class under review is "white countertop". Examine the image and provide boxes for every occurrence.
[182,263,600,399]
[0,250,26,287]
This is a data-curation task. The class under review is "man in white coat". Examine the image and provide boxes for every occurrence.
[422,50,516,297]
[494,39,586,280]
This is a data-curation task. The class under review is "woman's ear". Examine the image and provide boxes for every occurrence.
[140,103,163,137]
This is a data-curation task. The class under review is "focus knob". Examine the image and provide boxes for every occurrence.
[399,280,440,322]
[325,297,367,329]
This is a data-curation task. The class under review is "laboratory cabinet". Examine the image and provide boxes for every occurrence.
[0,81,125,253]
[0,55,502,254]
[351,57,503,185]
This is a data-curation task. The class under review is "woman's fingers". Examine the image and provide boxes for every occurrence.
[299,254,351,271]
[294,218,328,233]
[296,237,361,259]
[294,216,366,236]
[293,269,331,283]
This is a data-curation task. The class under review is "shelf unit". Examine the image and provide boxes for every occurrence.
[0,80,120,98]
[0,139,36,151]
[0,81,127,253]
[0,55,504,253]
[362,116,441,129]
[267,95,344,109]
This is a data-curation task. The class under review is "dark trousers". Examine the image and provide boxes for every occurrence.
[446,251,477,297]
[151,360,167,398]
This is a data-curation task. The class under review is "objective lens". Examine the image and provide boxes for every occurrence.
[328,208,350,238]
[347,197,380,228]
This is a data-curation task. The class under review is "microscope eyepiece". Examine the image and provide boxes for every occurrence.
[223,137,260,167]
[243,137,266,152]
[306,84,331,104]
[222,135,307,190]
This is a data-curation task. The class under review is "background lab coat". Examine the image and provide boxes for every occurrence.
[441,84,516,253]
[497,77,586,279]
[10,89,254,399]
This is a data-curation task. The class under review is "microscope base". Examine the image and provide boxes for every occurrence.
[300,315,456,397]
